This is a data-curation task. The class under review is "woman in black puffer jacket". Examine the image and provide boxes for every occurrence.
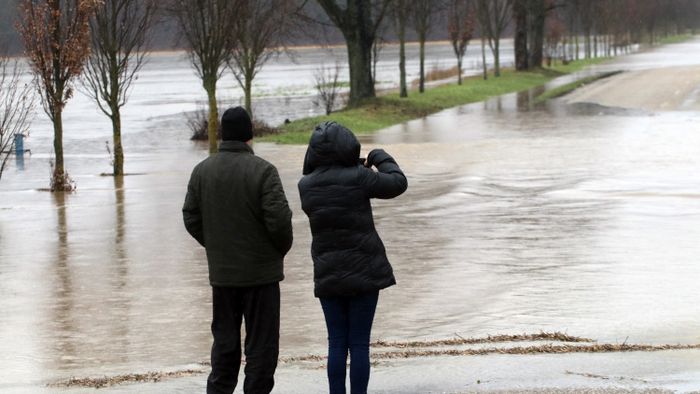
[298,122,407,394]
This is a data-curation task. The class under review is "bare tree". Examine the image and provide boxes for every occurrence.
[0,53,35,181]
[371,28,387,86]
[475,0,510,77]
[512,0,529,70]
[544,11,565,65]
[526,0,547,68]
[228,0,295,118]
[313,61,342,115]
[17,0,98,191]
[512,0,560,70]
[315,0,393,105]
[413,0,441,93]
[578,0,594,58]
[170,0,238,154]
[562,0,580,61]
[480,23,488,80]
[82,0,158,176]
[392,0,411,97]
[447,0,475,85]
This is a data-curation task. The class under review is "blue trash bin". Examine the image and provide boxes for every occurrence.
[15,134,24,156]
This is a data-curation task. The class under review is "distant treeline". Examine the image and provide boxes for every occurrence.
[1,0,699,55]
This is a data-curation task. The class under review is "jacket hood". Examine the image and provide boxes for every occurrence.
[302,122,361,175]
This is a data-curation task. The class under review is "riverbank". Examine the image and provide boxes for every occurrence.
[45,332,700,391]
[261,58,610,144]
[48,347,700,393]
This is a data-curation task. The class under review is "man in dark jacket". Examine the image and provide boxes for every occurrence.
[183,107,293,394]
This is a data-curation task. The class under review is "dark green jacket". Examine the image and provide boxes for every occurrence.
[183,141,293,287]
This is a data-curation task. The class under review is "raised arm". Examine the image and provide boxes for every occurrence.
[363,149,408,199]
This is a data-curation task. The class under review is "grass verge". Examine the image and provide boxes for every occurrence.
[261,57,611,144]
[656,33,694,45]
[534,71,621,103]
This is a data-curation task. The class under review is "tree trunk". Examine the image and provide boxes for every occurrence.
[594,35,598,57]
[53,107,65,187]
[398,20,407,98]
[481,35,488,80]
[205,81,218,154]
[568,30,574,62]
[112,108,124,176]
[528,0,545,69]
[575,34,579,60]
[317,0,378,104]
[513,0,529,71]
[372,39,379,86]
[457,58,463,85]
[346,33,375,105]
[419,34,426,93]
[244,73,253,117]
[493,40,501,77]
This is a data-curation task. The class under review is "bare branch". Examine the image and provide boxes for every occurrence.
[169,0,240,153]
[0,53,36,181]
[170,0,238,85]
[82,0,158,117]
[313,61,342,115]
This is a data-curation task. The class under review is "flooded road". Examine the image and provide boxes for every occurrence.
[1,39,700,392]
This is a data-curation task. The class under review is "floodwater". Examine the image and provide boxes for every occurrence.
[2,39,700,392]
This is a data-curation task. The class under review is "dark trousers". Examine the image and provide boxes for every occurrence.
[319,292,379,394]
[207,282,280,394]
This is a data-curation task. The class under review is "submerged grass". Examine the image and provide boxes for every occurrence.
[282,342,700,364]
[372,331,594,348]
[262,57,611,144]
[534,71,621,103]
[48,369,206,389]
[369,342,700,360]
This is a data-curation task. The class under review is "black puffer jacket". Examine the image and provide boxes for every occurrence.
[298,122,407,298]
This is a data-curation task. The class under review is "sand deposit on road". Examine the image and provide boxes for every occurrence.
[566,65,700,111]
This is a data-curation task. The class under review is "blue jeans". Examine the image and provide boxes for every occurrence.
[319,292,379,394]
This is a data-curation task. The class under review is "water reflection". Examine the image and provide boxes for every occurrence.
[49,191,77,370]
[15,152,24,171]
[109,175,130,363]
[516,86,546,112]
[113,175,127,284]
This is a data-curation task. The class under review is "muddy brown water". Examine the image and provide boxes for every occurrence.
[2,41,700,391]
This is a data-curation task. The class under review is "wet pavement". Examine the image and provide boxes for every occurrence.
[2,39,700,392]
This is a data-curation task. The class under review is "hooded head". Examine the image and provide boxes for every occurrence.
[302,121,361,175]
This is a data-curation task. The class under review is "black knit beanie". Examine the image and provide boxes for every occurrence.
[221,107,253,142]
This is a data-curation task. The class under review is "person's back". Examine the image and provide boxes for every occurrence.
[298,122,407,298]
[183,107,292,394]
[298,121,407,394]
[189,141,292,286]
